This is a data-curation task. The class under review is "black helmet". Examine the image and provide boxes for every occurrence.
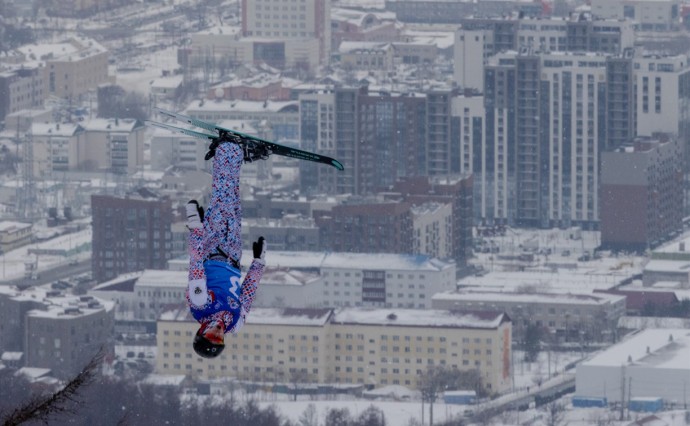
[193,334,225,358]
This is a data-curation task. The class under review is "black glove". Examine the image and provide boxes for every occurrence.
[253,236,266,264]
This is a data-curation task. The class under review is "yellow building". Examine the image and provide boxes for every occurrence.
[157,307,512,393]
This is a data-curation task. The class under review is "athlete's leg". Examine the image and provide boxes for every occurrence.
[202,142,243,264]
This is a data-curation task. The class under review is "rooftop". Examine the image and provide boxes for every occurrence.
[582,328,690,370]
[332,308,508,329]
[433,290,626,306]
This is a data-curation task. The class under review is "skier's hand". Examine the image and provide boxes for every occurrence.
[253,237,266,265]
[186,200,204,230]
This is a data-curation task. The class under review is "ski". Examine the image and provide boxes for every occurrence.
[152,108,345,171]
[146,120,217,141]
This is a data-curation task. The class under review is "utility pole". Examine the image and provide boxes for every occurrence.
[619,364,626,421]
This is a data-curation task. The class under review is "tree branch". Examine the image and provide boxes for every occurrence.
[1,349,104,426]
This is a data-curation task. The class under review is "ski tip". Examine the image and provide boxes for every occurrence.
[331,159,345,171]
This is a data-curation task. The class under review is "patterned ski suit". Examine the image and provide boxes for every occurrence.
[186,142,265,334]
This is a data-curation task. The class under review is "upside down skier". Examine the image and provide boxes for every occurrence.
[185,139,267,359]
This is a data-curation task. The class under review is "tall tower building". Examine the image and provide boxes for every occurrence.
[91,188,173,283]
[299,85,428,196]
[484,51,613,228]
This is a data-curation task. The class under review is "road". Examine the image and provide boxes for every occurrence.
[469,373,576,422]
[0,259,92,288]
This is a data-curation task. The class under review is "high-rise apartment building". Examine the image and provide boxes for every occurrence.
[484,51,616,228]
[91,188,173,283]
[454,14,634,91]
[299,86,453,196]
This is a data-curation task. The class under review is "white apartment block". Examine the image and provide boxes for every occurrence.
[156,306,512,393]
[411,202,453,260]
[591,0,680,31]
[27,119,145,177]
[634,54,690,138]
[80,118,146,174]
[454,30,486,91]
[187,31,321,72]
[0,67,44,121]
[183,99,300,142]
[451,94,488,218]
[16,36,110,100]
[28,122,85,178]
[241,0,331,65]
[540,53,607,224]
[149,130,208,172]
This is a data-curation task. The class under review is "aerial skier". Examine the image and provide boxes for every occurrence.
[185,140,267,358]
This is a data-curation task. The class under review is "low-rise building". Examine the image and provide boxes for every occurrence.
[156,306,512,393]
[432,290,626,343]
[16,36,110,100]
[0,221,32,253]
[331,8,398,49]
[0,66,44,122]
[161,250,456,310]
[575,329,690,403]
[81,118,146,174]
[337,42,395,71]
[0,286,114,379]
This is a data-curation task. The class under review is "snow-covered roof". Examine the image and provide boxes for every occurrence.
[81,118,142,133]
[339,41,393,53]
[14,367,52,380]
[0,221,32,232]
[160,306,334,327]
[1,352,23,362]
[135,269,187,289]
[321,252,453,272]
[184,99,298,114]
[582,329,690,369]
[643,259,690,273]
[151,75,184,89]
[432,290,626,306]
[30,122,83,137]
[16,36,107,67]
[27,296,115,320]
[331,8,396,27]
[332,308,507,329]
[168,251,452,273]
[91,271,144,292]
[398,28,456,50]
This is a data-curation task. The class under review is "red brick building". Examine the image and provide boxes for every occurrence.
[600,135,683,252]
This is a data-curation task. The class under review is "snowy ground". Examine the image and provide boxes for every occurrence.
[252,350,588,425]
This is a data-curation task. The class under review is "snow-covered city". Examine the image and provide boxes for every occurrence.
[1,0,690,425]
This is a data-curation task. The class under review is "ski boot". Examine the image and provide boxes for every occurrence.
[204,133,243,161]
[242,142,271,163]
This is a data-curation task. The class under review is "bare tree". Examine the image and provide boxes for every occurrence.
[543,401,566,426]
[1,350,104,426]
[298,403,319,426]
